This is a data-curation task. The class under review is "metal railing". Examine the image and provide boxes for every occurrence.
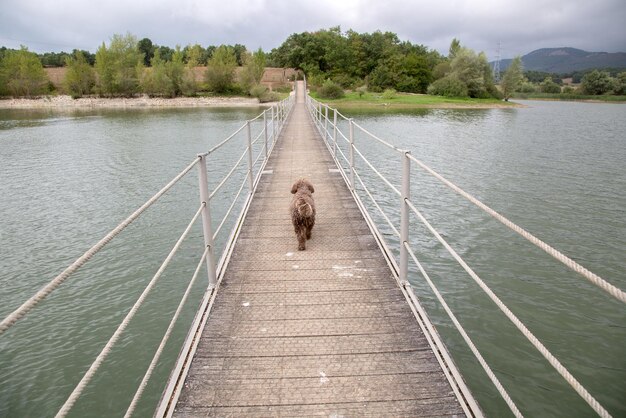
[305,94,623,418]
[0,91,295,417]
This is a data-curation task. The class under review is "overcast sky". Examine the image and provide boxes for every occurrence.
[1,0,625,59]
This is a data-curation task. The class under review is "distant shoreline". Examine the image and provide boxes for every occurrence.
[0,95,265,110]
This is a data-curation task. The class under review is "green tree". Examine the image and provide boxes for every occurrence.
[40,51,71,67]
[204,45,237,93]
[240,48,267,93]
[140,49,173,96]
[184,44,204,66]
[427,75,468,97]
[428,45,499,98]
[181,44,201,96]
[167,46,185,95]
[540,77,561,93]
[137,38,155,66]
[501,56,523,101]
[64,50,95,98]
[613,72,626,95]
[95,33,144,96]
[0,46,49,97]
[449,48,487,97]
[232,44,247,66]
[448,38,461,60]
[581,70,613,95]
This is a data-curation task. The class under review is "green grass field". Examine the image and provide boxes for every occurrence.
[511,92,626,102]
[309,91,516,109]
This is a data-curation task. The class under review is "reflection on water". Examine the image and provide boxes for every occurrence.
[1,101,625,417]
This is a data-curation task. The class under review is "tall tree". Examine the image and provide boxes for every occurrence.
[0,46,49,97]
[64,50,95,98]
[140,49,173,96]
[95,33,143,96]
[240,48,266,92]
[137,38,155,66]
[448,38,461,60]
[500,56,523,101]
[204,45,237,93]
[167,46,185,96]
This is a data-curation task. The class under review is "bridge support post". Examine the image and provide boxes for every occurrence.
[197,155,217,287]
[324,105,328,142]
[263,110,268,160]
[400,151,411,283]
[349,119,355,191]
[246,121,254,193]
[271,106,275,145]
[333,109,337,158]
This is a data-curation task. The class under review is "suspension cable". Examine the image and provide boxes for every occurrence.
[353,170,400,238]
[0,157,200,336]
[55,203,205,418]
[405,198,611,418]
[124,246,210,418]
[406,154,625,304]
[403,242,523,418]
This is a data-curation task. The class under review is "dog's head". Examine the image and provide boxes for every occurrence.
[291,178,314,194]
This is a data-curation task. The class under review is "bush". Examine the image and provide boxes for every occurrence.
[517,82,536,93]
[381,88,397,99]
[249,84,268,98]
[427,75,468,97]
[273,84,293,93]
[259,91,280,103]
[331,73,355,88]
[540,77,561,94]
[318,79,344,99]
[0,47,49,97]
[581,70,613,95]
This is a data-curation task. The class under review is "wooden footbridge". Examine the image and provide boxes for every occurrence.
[157,82,475,417]
[1,81,622,418]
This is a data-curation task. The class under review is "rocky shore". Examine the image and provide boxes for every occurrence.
[0,95,264,109]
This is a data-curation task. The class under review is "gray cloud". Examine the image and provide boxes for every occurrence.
[1,0,624,58]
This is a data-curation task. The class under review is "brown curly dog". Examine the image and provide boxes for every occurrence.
[290,178,316,251]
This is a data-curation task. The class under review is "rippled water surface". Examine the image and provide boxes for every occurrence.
[1,101,624,417]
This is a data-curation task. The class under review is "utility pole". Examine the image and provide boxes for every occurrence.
[493,41,502,83]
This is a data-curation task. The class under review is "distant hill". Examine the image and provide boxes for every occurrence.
[496,47,626,74]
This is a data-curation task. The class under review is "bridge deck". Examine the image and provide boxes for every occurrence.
[171,84,467,417]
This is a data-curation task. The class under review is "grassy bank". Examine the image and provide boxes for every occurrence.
[310,91,519,109]
[511,92,626,102]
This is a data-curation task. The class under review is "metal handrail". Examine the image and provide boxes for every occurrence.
[305,94,616,418]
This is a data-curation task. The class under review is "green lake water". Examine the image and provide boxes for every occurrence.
[0,101,624,417]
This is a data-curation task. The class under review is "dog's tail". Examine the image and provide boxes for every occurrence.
[297,201,314,218]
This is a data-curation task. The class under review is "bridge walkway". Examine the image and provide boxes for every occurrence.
[170,82,467,417]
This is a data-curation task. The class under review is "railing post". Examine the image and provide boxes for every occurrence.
[349,119,355,191]
[400,151,411,283]
[263,110,268,160]
[246,121,254,193]
[324,105,328,143]
[197,155,217,287]
[332,109,337,158]
[271,106,275,145]
[318,102,322,128]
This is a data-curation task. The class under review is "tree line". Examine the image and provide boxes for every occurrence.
[0,34,276,100]
[1,28,624,99]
